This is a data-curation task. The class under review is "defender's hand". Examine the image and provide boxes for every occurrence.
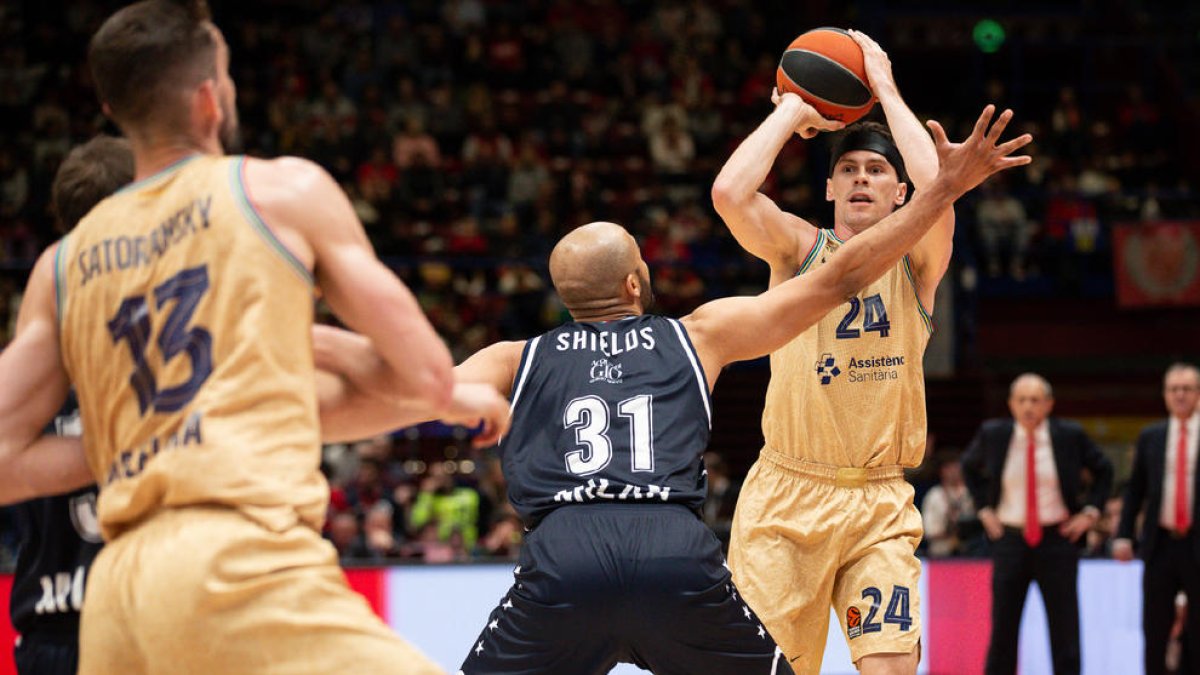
[442,382,511,448]
[927,105,1033,199]
[772,88,845,139]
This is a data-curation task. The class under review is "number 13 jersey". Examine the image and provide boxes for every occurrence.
[501,315,713,527]
[762,229,933,469]
[56,155,325,541]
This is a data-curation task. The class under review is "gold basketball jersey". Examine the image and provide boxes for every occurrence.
[56,155,326,541]
[762,229,933,468]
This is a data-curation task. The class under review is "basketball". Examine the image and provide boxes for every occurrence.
[776,27,876,124]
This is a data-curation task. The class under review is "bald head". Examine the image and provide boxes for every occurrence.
[1008,372,1055,431]
[549,222,648,316]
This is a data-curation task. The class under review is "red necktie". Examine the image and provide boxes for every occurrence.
[1024,433,1042,547]
[1176,420,1190,533]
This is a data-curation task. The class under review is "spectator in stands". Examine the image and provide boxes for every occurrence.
[975,178,1033,280]
[328,512,370,561]
[702,452,739,546]
[921,454,980,557]
[391,115,441,170]
[410,462,482,549]
[361,502,403,560]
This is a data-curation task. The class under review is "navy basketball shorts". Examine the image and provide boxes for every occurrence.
[459,503,791,675]
[15,634,79,675]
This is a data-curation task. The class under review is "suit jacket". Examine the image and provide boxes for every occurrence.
[1117,420,1200,561]
[962,418,1114,522]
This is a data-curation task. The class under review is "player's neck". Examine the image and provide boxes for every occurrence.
[833,221,864,240]
[569,305,643,323]
[130,134,222,181]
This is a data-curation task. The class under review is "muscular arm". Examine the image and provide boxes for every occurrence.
[851,30,954,309]
[313,325,513,445]
[0,245,92,504]
[684,177,957,386]
[455,341,526,398]
[245,158,455,419]
[711,95,839,283]
[685,105,1030,388]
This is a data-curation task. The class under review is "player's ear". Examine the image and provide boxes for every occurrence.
[625,272,641,300]
[894,181,908,205]
[194,79,221,137]
[825,177,834,202]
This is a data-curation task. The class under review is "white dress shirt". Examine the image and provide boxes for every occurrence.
[1159,411,1199,531]
[997,421,1070,527]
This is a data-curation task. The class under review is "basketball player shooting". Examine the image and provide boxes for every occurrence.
[342,102,1026,675]
[712,30,973,675]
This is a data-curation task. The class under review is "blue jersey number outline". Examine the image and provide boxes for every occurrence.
[107,265,213,415]
[836,293,891,339]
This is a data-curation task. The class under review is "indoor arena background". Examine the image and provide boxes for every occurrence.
[1,1,1198,673]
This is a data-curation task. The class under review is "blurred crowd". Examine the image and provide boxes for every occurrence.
[0,0,1198,566]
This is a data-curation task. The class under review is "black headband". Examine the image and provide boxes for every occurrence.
[829,128,909,184]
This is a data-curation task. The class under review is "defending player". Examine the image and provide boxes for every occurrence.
[424,104,1024,674]
[711,31,960,673]
[0,2,507,673]
[9,136,132,675]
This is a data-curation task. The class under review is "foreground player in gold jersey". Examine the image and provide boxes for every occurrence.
[712,32,972,674]
[0,1,507,673]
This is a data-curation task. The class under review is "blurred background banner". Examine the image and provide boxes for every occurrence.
[1114,221,1200,307]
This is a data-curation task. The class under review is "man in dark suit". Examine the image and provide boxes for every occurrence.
[962,373,1114,675]
[1114,362,1200,675]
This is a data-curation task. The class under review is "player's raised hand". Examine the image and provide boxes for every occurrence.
[847,29,895,94]
[771,87,845,139]
[927,105,1032,199]
[442,382,511,448]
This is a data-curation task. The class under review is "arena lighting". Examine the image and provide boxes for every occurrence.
[973,18,1006,53]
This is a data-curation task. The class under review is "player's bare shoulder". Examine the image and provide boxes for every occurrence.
[238,156,345,270]
[240,156,330,210]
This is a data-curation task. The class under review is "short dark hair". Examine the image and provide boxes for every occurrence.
[829,120,909,185]
[88,0,216,131]
[52,135,134,230]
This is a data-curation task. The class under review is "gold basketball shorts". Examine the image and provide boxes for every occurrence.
[78,506,443,675]
[729,450,922,675]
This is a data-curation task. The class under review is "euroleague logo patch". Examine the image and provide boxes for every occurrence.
[846,606,863,639]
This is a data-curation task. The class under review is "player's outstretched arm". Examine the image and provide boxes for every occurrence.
[312,325,511,446]
[849,29,955,305]
[685,105,1031,386]
[711,93,842,277]
[244,157,455,418]
[0,245,92,504]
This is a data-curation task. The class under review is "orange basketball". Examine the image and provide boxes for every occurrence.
[846,606,862,628]
[776,27,876,124]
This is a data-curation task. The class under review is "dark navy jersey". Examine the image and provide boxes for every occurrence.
[10,398,102,637]
[501,315,713,526]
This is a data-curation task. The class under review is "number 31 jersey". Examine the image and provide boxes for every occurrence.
[501,315,713,527]
[56,155,326,541]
